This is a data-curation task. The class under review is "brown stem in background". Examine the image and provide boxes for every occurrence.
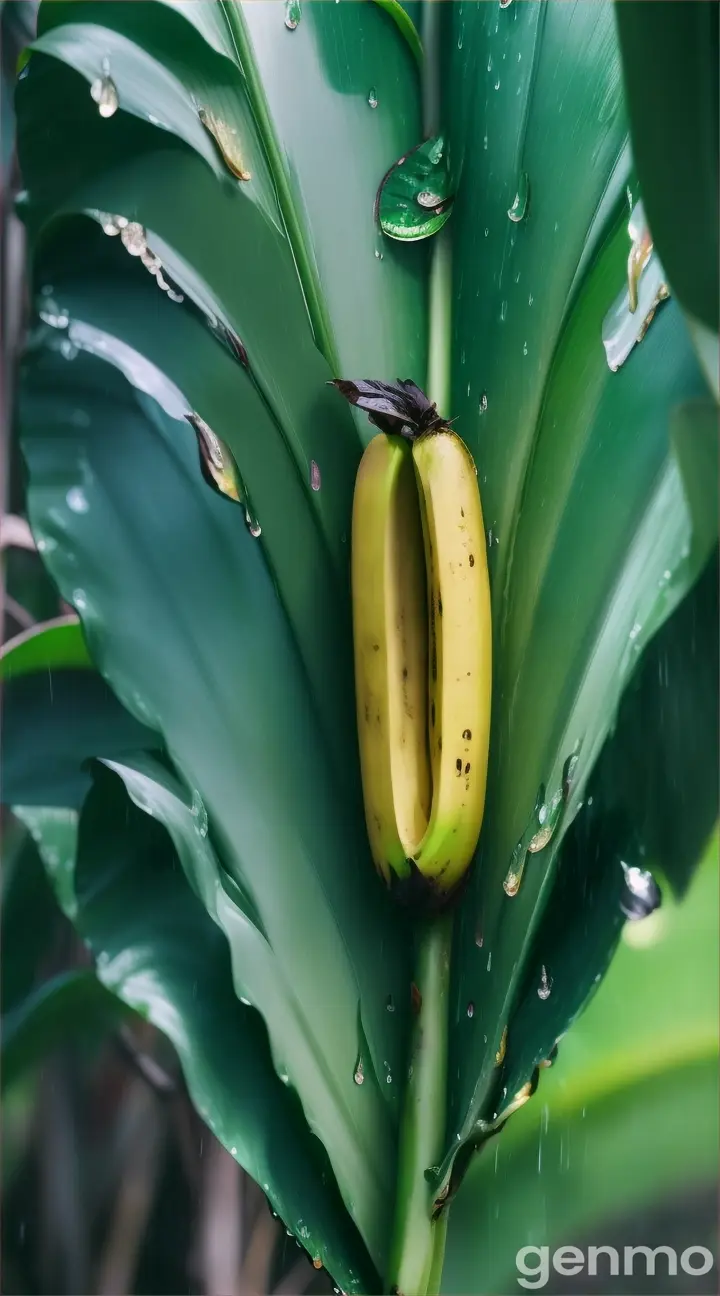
[94,1079,168,1296]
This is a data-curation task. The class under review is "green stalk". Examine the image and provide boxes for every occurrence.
[386,914,452,1296]
[222,2,339,374]
[426,229,452,413]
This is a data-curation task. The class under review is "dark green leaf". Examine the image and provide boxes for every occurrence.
[20,343,412,1275]
[2,970,127,1090]
[1,620,158,807]
[443,0,710,1176]
[75,762,377,1293]
[614,0,719,333]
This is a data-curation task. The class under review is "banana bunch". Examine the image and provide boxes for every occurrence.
[333,379,491,905]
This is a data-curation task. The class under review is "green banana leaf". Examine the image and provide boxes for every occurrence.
[440,0,714,1174]
[10,0,719,1286]
[18,345,412,1279]
[442,833,719,1294]
[614,1,719,337]
[1,618,158,805]
[75,761,377,1294]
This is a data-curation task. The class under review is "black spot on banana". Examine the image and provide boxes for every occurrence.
[333,379,492,904]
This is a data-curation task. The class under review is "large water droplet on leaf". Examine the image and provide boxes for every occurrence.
[620,861,662,921]
[90,63,118,118]
[284,0,301,29]
[377,136,454,241]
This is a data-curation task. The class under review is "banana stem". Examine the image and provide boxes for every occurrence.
[386,914,452,1296]
[426,230,452,416]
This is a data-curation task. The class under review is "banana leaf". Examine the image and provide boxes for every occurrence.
[9,0,719,1285]
[442,833,719,1293]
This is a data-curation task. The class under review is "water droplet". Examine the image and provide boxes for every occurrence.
[417,190,444,209]
[499,0,513,8]
[66,485,89,514]
[385,995,395,1013]
[483,134,488,150]
[367,88,378,109]
[500,300,507,322]
[378,135,454,241]
[72,589,88,612]
[90,69,118,118]
[190,789,209,838]
[121,222,147,256]
[562,749,580,798]
[537,965,552,1000]
[374,248,384,260]
[313,1257,323,1270]
[310,460,321,491]
[284,0,301,29]
[198,106,251,180]
[527,791,563,853]
[522,341,528,357]
[486,951,492,972]
[495,1026,508,1066]
[240,995,251,1006]
[629,620,642,641]
[353,1057,365,1085]
[187,413,244,505]
[503,841,526,896]
[507,172,529,223]
[231,1146,237,1155]
[494,78,501,91]
[620,861,661,921]
[466,1001,475,1018]
[478,392,488,415]
[245,508,262,538]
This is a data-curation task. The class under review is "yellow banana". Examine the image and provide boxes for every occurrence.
[336,378,491,903]
[410,429,491,894]
[351,433,431,884]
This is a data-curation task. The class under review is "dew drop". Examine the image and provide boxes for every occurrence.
[499,0,513,7]
[417,190,444,209]
[500,300,508,322]
[66,485,89,514]
[507,172,529,223]
[478,392,488,415]
[72,589,88,612]
[310,460,321,491]
[245,509,262,539]
[90,70,118,118]
[353,1057,365,1085]
[367,88,378,109]
[620,862,661,921]
[503,842,526,896]
[537,965,552,1000]
[385,995,395,1013]
[466,1001,475,1019]
[284,0,301,29]
[527,791,563,853]
[495,1026,508,1066]
[374,248,384,260]
[522,341,528,357]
